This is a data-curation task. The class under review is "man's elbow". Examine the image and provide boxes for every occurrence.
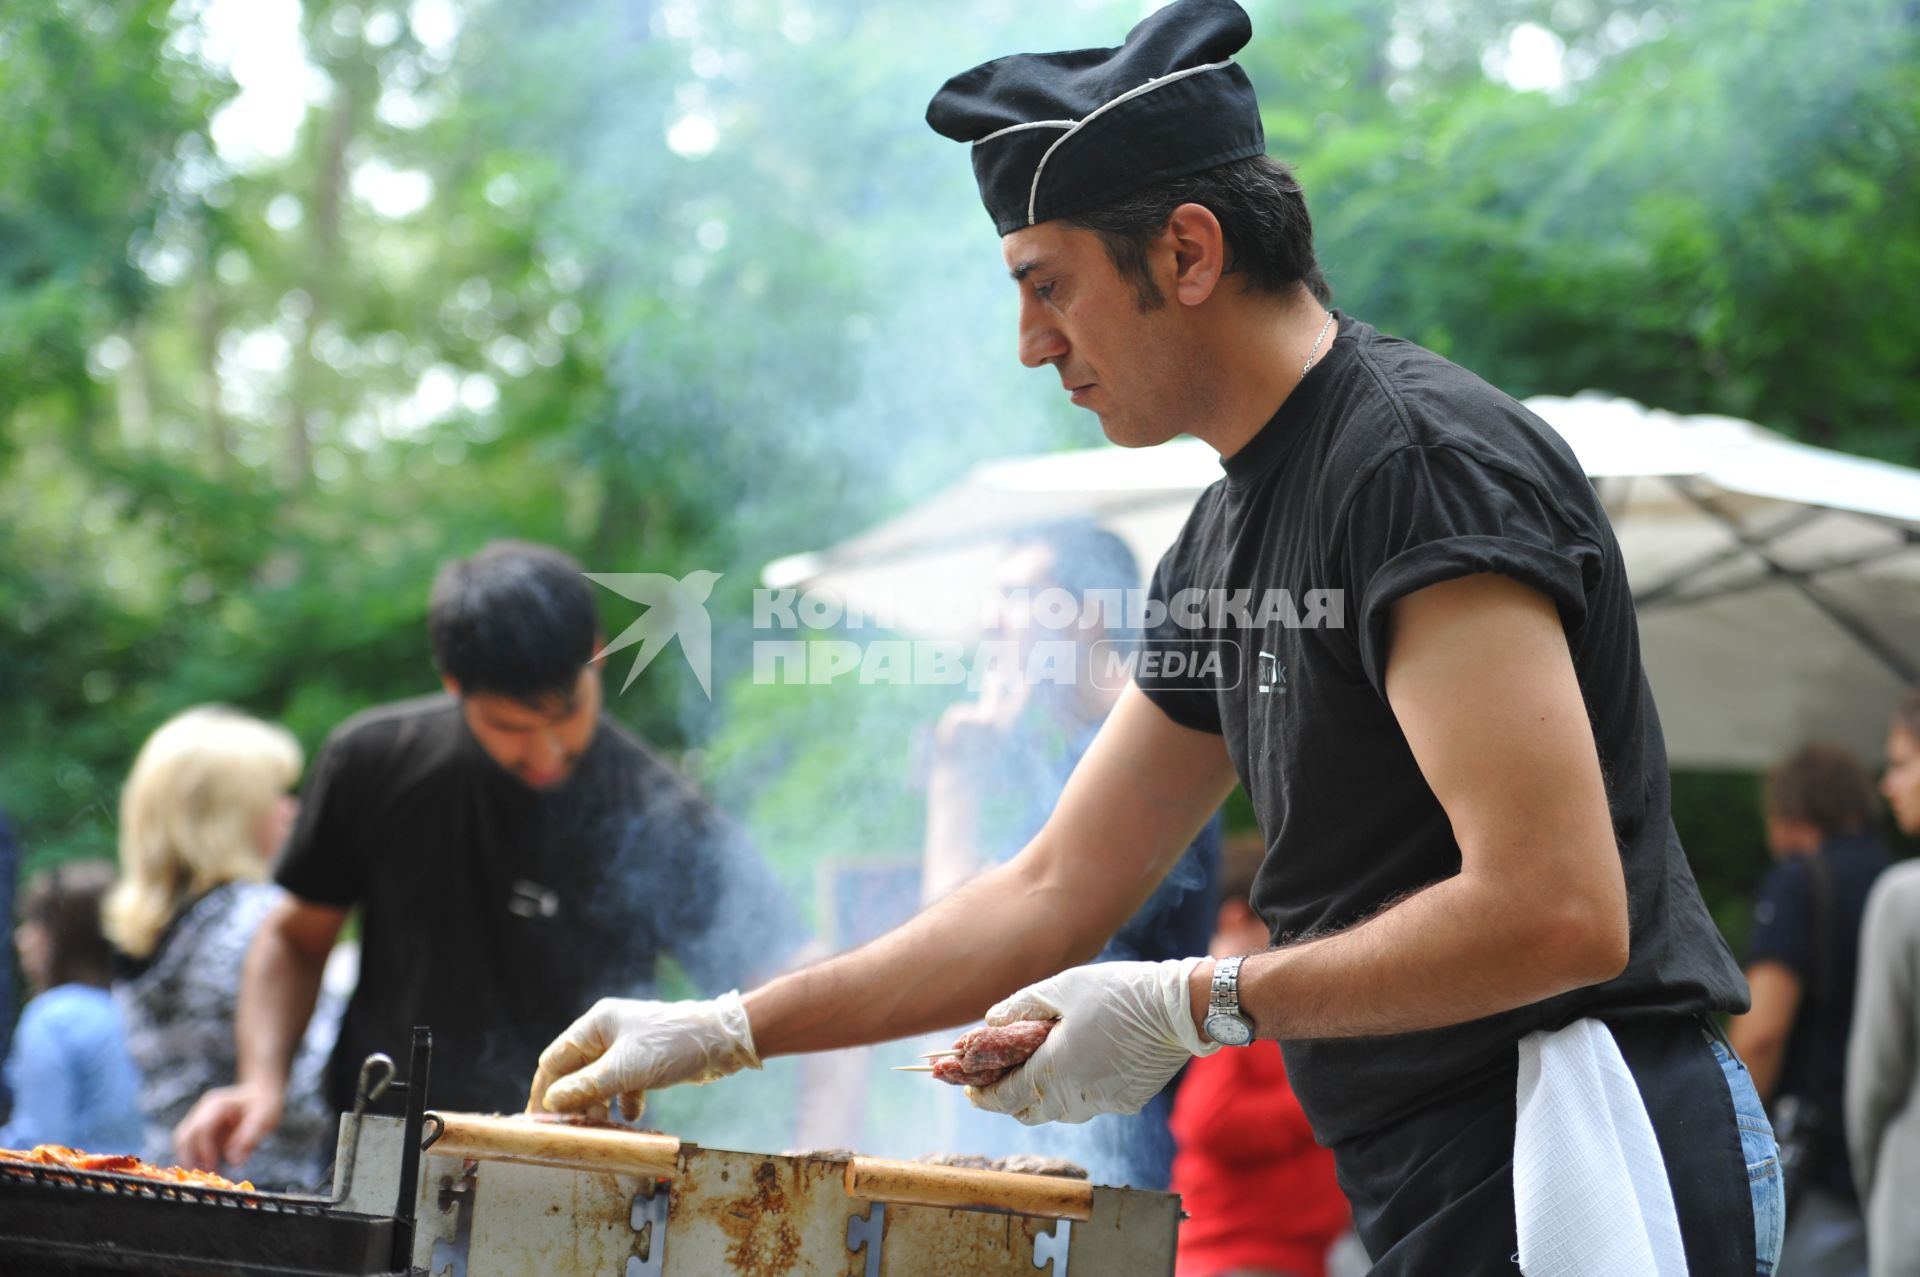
[1537,894,1630,990]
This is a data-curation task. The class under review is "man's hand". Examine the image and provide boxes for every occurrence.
[527,991,760,1119]
[173,1081,284,1171]
[969,958,1217,1125]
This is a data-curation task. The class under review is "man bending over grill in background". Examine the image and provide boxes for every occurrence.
[528,3,1777,1273]
[175,540,806,1174]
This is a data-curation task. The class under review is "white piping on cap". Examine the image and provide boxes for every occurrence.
[974,118,1075,145]
[1026,58,1235,225]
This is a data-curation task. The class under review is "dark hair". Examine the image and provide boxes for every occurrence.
[20,860,119,988]
[1010,520,1140,598]
[1895,688,1920,742]
[1064,154,1331,311]
[1764,742,1880,837]
[428,540,599,705]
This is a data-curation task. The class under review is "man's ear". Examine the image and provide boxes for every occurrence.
[440,674,462,697]
[1165,202,1226,306]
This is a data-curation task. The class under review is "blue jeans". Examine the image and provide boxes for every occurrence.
[1712,1038,1787,1274]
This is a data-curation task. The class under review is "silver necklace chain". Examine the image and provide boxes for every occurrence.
[1301,310,1335,377]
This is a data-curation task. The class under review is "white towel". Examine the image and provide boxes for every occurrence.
[1513,1018,1688,1277]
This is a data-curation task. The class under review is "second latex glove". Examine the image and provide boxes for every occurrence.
[968,957,1220,1125]
[528,992,760,1119]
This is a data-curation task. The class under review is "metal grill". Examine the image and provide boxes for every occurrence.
[0,1167,400,1276]
[0,1030,435,1277]
[0,1158,307,1211]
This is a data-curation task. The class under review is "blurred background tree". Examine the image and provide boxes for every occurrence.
[2,0,1914,932]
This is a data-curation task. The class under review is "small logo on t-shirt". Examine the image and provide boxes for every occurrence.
[508,879,560,919]
[1258,651,1287,694]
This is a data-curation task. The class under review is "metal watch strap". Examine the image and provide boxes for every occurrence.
[1209,955,1246,1018]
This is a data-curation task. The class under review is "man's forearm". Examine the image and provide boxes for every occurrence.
[754,687,1235,1059]
[1727,1014,1784,1103]
[234,921,329,1092]
[746,851,1101,1058]
[1193,867,1628,1042]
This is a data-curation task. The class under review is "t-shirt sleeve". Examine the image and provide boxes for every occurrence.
[1135,540,1225,735]
[1338,443,1601,696]
[1746,860,1814,977]
[274,726,371,909]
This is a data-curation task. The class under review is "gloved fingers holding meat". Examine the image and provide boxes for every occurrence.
[965,957,1219,1126]
[928,1020,1058,1087]
[527,991,761,1116]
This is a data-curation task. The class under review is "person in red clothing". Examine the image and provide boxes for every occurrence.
[1173,842,1352,1277]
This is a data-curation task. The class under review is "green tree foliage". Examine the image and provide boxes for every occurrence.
[1,0,1914,917]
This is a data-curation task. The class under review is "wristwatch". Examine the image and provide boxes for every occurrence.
[1202,955,1256,1047]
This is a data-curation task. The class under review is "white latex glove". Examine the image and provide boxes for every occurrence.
[969,957,1220,1125]
[527,991,760,1119]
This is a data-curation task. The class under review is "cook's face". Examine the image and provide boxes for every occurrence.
[1881,722,1920,836]
[1003,222,1194,448]
[453,665,602,790]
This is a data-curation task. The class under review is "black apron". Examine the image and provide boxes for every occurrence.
[1332,1015,1757,1275]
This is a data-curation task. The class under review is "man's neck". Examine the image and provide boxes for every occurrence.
[1187,291,1337,462]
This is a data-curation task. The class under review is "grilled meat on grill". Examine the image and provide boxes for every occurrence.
[0,1143,255,1191]
[991,1154,1089,1180]
[913,1152,997,1170]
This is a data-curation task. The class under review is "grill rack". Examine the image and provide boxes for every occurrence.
[0,1157,323,1211]
[0,1028,434,1277]
[0,1162,399,1276]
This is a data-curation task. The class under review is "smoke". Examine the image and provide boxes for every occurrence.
[444,0,1224,1162]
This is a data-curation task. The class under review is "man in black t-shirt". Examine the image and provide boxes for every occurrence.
[1729,743,1889,1272]
[174,541,804,1171]
[527,4,1775,1272]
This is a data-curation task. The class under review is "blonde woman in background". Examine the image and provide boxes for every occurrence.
[106,706,342,1189]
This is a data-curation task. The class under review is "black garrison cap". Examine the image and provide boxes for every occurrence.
[925,0,1266,236]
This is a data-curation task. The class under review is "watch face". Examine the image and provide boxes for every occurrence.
[1204,1012,1255,1047]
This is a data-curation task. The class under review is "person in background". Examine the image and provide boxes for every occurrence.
[919,521,1220,1187]
[1849,690,1920,1277]
[0,861,141,1152]
[175,540,806,1171]
[106,706,343,1188]
[1171,837,1349,1277]
[0,804,18,1123]
[1728,742,1890,1275]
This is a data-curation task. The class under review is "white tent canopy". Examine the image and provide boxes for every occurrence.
[764,395,1920,769]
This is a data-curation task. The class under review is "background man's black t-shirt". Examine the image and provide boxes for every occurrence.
[1746,831,1891,1200]
[277,694,806,1115]
[1137,315,1748,1148]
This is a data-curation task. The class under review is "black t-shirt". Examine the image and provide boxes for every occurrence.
[1745,831,1891,1199]
[1137,315,1747,1148]
[277,694,806,1115]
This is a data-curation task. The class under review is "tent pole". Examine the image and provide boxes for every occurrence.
[1640,539,1920,609]
[1672,478,1920,685]
[1632,505,1826,608]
